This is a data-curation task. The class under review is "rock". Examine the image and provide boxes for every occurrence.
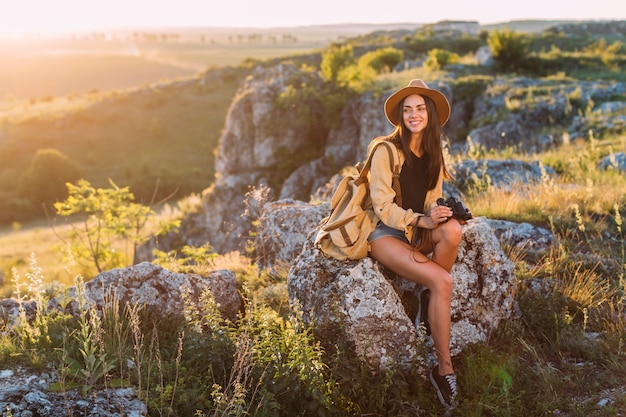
[287,217,518,371]
[1,263,242,331]
[137,71,626,261]
[0,366,147,417]
[475,45,494,66]
[84,262,242,322]
[598,151,626,172]
[486,219,555,256]
[200,64,328,253]
[468,77,626,153]
[0,299,37,329]
[255,199,329,276]
[289,253,425,372]
[451,159,555,192]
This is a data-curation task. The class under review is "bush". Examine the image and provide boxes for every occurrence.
[488,29,531,72]
[53,179,179,275]
[357,47,404,74]
[320,43,355,83]
[17,148,82,208]
[425,48,460,70]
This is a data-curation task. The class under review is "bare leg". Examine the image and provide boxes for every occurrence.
[427,219,462,273]
[370,236,454,375]
[425,220,461,374]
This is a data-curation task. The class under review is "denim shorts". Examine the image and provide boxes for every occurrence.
[368,221,409,243]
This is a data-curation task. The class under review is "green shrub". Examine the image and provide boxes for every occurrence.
[53,179,179,275]
[488,29,531,72]
[17,148,82,208]
[425,48,460,70]
[357,47,404,74]
[320,43,355,83]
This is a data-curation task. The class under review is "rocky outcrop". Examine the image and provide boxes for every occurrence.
[254,199,329,276]
[467,78,626,153]
[197,64,328,254]
[254,199,532,371]
[138,68,623,260]
[287,217,518,371]
[488,219,556,256]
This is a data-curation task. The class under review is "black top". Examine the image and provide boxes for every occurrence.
[399,151,429,213]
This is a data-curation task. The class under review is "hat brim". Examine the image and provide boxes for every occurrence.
[384,86,450,127]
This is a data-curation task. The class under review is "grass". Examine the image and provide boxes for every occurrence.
[0,220,77,297]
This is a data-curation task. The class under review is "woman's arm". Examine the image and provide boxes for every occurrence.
[368,145,419,230]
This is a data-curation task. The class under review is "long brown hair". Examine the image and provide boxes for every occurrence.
[386,95,452,190]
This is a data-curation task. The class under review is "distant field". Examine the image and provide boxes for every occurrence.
[1,53,196,99]
[0,43,317,100]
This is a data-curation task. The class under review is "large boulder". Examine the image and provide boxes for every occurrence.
[1,263,242,329]
[287,217,518,371]
[83,262,242,322]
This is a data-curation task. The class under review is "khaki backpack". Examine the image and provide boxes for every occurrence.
[314,140,401,261]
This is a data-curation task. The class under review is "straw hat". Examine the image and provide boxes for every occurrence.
[384,79,451,127]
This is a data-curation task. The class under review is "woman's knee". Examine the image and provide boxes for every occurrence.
[431,270,453,297]
[442,219,462,246]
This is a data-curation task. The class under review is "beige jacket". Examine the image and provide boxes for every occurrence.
[368,140,443,243]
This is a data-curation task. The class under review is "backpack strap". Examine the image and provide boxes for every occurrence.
[359,141,403,207]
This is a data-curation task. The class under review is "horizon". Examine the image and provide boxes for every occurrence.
[1,0,624,36]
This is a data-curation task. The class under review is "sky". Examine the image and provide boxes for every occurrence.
[1,0,625,35]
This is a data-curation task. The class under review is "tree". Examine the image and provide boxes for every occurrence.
[320,43,355,83]
[487,29,530,72]
[18,148,82,207]
[54,179,179,276]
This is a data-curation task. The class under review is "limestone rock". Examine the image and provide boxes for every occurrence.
[0,366,147,417]
[451,159,556,192]
[287,217,518,371]
[255,199,329,275]
[84,262,242,322]
[598,151,626,172]
[487,218,555,255]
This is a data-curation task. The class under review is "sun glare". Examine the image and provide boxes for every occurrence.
[0,0,623,38]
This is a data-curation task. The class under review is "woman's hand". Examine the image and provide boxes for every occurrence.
[420,205,453,229]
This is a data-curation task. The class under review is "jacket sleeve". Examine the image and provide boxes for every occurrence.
[368,145,420,231]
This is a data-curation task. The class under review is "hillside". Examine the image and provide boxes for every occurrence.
[0,19,624,227]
